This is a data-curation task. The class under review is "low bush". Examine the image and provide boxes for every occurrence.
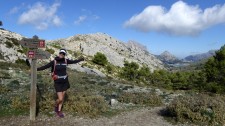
[0,71,11,79]
[10,38,19,46]
[92,52,108,66]
[165,94,225,125]
[7,80,20,89]
[63,95,108,118]
[118,92,162,107]
[45,47,55,54]
[5,41,13,48]
[11,96,29,110]
[51,43,61,49]
[0,52,4,59]
[0,85,11,94]
[15,58,26,65]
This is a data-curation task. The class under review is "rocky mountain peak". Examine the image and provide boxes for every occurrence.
[160,51,178,61]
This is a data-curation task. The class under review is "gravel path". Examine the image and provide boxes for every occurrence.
[0,107,191,126]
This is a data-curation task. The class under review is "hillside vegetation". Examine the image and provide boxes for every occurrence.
[0,29,225,125]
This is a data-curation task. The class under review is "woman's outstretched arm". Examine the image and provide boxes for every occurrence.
[37,61,54,71]
[66,57,84,64]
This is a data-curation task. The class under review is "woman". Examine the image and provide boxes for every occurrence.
[37,49,84,118]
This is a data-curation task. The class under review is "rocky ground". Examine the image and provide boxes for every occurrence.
[0,107,194,126]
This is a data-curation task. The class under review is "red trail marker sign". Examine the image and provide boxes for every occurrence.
[19,35,50,121]
[20,38,46,48]
[27,49,51,59]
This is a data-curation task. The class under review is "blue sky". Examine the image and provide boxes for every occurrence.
[1,0,225,58]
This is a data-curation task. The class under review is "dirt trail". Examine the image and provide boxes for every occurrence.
[0,107,191,126]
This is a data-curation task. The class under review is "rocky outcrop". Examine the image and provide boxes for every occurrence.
[157,51,180,64]
[0,29,25,62]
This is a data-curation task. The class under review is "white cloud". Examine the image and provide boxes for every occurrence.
[9,7,20,14]
[124,1,225,36]
[8,3,25,15]
[74,15,87,25]
[18,2,62,30]
[74,9,99,25]
[93,15,100,20]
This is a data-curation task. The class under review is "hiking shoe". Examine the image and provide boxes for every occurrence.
[57,111,64,118]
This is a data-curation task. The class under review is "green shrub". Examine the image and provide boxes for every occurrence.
[63,95,108,117]
[17,50,24,53]
[73,51,82,58]
[92,52,108,66]
[15,58,26,64]
[204,82,225,93]
[0,96,12,108]
[204,45,225,93]
[138,65,150,78]
[0,61,28,70]
[10,38,19,46]
[0,71,11,79]
[118,92,162,107]
[51,43,61,49]
[165,94,225,125]
[45,47,55,54]
[5,41,13,48]
[0,52,3,59]
[7,80,20,89]
[11,96,29,110]
[67,50,73,54]
[106,64,113,74]
[74,36,82,41]
[0,85,10,93]
[120,61,139,80]
[17,47,29,54]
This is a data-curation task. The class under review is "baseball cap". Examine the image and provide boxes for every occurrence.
[59,49,67,55]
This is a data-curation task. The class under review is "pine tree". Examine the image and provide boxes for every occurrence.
[92,52,108,66]
[204,45,225,93]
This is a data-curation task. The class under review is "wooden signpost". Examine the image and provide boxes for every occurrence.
[19,35,50,121]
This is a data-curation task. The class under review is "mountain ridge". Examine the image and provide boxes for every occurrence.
[0,29,164,72]
[184,50,216,62]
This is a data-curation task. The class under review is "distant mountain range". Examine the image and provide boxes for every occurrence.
[184,50,216,62]
[157,50,217,68]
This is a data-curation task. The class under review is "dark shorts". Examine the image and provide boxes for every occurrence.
[54,77,70,92]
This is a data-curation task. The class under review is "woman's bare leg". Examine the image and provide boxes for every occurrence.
[56,92,63,111]
[57,91,66,111]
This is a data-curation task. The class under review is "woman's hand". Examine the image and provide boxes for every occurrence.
[78,56,85,61]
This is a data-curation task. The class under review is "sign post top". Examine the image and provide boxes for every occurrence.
[19,35,46,49]
[33,35,39,39]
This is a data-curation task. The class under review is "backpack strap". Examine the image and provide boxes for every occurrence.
[53,60,57,74]
[65,58,67,65]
